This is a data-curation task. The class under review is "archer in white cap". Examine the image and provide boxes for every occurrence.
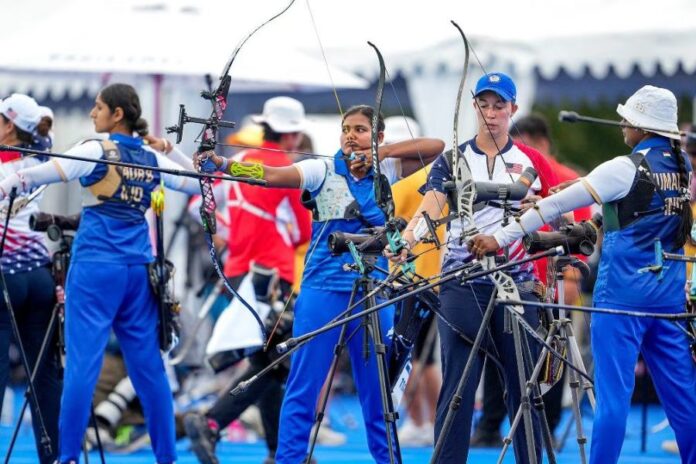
[252,96,306,134]
[0,92,62,464]
[471,85,696,463]
[0,93,42,145]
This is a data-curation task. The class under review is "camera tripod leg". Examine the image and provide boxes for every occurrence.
[89,404,107,464]
[519,318,557,463]
[510,308,538,464]
[498,309,561,463]
[429,290,497,464]
[566,323,595,410]
[365,287,402,464]
[560,321,591,462]
[3,303,60,464]
[305,283,360,464]
[0,201,53,463]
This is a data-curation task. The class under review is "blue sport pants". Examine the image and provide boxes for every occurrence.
[435,280,542,463]
[276,286,395,464]
[59,262,175,464]
[590,302,696,464]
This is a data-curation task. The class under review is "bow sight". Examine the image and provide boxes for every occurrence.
[166,103,237,147]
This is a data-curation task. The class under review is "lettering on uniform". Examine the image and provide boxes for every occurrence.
[663,196,682,216]
[654,172,680,191]
[121,166,155,183]
[119,185,145,203]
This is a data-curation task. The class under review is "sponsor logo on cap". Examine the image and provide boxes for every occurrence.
[489,75,500,82]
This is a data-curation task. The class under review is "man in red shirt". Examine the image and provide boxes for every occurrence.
[185,97,311,464]
[512,114,592,295]
[223,97,312,284]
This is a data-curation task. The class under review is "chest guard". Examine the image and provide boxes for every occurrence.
[603,152,660,231]
[81,140,159,217]
[301,160,368,225]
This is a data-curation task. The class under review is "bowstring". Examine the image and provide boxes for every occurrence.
[267,0,347,346]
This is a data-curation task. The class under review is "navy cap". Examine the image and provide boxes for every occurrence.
[474,72,517,102]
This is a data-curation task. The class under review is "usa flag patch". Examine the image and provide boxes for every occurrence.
[505,162,523,174]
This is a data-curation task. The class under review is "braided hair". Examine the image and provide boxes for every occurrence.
[671,138,692,248]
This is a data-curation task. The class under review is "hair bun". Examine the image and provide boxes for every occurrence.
[134,118,149,137]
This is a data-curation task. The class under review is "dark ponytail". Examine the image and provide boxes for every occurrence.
[133,118,149,137]
[672,138,692,249]
[99,83,149,136]
[36,116,52,138]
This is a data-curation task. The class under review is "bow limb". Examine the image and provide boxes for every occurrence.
[197,0,298,342]
[366,42,416,279]
[367,41,391,219]
[450,23,524,314]
[450,21,475,236]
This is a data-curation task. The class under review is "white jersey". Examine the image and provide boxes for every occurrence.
[426,137,543,279]
[0,150,50,273]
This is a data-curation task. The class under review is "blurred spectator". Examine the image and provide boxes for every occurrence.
[386,115,443,447]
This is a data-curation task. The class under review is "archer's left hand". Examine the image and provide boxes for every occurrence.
[193,150,222,173]
[468,234,501,259]
[520,194,542,212]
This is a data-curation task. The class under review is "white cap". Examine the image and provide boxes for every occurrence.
[38,105,54,120]
[617,85,680,140]
[383,116,421,144]
[251,96,306,133]
[0,93,41,134]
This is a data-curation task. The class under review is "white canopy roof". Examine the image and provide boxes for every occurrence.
[0,0,369,91]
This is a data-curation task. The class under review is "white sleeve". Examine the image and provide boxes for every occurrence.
[52,140,104,181]
[295,159,328,192]
[379,157,402,185]
[162,146,195,171]
[581,156,637,204]
[156,154,201,195]
[493,181,596,247]
[8,141,102,192]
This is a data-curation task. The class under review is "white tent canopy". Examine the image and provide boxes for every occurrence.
[0,0,369,90]
[2,0,695,145]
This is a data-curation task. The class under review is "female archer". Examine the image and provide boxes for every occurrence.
[388,72,558,463]
[0,83,200,464]
[470,85,696,464]
[198,104,443,463]
[0,93,61,464]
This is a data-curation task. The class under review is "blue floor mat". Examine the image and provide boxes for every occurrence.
[0,393,681,463]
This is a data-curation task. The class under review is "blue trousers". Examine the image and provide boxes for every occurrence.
[0,266,60,464]
[590,302,696,464]
[276,286,395,464]
[59,262,175,464]
[435,280,542,463]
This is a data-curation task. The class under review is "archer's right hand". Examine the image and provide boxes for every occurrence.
[384,241,411,265]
